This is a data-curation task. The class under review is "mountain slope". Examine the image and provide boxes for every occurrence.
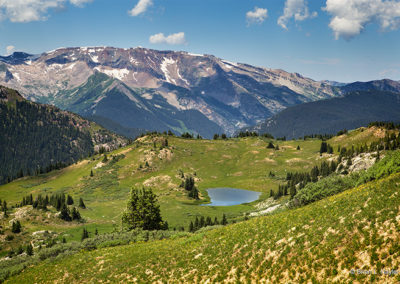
[0,47,341,136]
[8,162,400,283]
[0,85,128,184]
[244,90,400,139]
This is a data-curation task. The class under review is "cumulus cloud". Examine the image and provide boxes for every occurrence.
[246,7,268,25]
[324,0,400,40]
[0,0,91,23]
[6,45,15,55]
[129,0,152,16]
[278,0,317,30]
[149,32,186,45]
[69,0,93,8]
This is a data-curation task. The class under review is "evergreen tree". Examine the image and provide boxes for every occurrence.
[2,200,8,217]
[267,142,275,149]
[214,217,219,225]
[296,145,300,150]
[194,216,199,230]
[59,203,71,221]
[189,221,194,232]
[26,243,33,256]
[81,228,89,241]
[11,221,21,233]
[320,142,328,154]
[71,207,81,221]
[188,187,199,199]
[78,198,86,209]
[95,228,98,235]
[221,214,228,225]
[200,216,205,228]
[213,134,219,140]
[67,195,74,205]
[122,187,164,231]
[221,133,227,139]
[90,169,94,177]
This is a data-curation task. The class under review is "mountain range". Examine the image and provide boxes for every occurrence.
[244,88,400,139]
[0,47,341,138]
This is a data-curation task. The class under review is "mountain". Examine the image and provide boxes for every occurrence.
[0,85,128,184]
[341,78,400,94]
[243,90,400,139]
[0,47,341,137]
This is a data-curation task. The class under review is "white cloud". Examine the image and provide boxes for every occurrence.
[69,0,92,7]
[6,45,15,55]
[246,7,268,25]
[324,0,400,40]
[129,0,152,16]
[0,0,91,23]
[149,32,186,45]
[278,0,317,30]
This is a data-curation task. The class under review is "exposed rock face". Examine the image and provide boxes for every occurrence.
[0,47,341,136]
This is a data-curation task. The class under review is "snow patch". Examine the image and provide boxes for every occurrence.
[188,52,204,57]
[177,67,189,85]
[222,60,238,67]
[160,57,177,84]
[91,55,99,63]
[94,67,129,81]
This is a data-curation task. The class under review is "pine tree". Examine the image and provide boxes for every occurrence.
[81,228,89,241]
[121,187,164,231]
[67,195,74,205]
[267,142,275,149]
[296,145,300,150]
[194,216,199,229]
[59,203,71,221]
[26,243,33,256]
[221,214,228,225]
[95,228,98,235]
[214,217,219,225]
[213,134,219,140]
[78,198,86,209]
[320,142,328,154]
[90,169,94,177]
[11,221,21,233]
[189,221,194,232]
[71,207,81,220]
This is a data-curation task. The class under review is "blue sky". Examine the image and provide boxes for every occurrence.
[0,0,399,82]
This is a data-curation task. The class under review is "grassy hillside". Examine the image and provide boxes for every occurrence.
[0,134,326,234]
[1,126,399,282]
[8,164,400,283]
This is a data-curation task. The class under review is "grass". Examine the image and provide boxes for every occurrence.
[8,169,400,283]
[0,134,326,240]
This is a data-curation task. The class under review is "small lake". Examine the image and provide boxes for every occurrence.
[203,187,261,206]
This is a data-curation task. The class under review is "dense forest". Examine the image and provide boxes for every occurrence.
[0,86,126,184]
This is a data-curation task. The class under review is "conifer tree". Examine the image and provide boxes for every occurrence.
[189,221,194,232]
[121,187,164,230]
[81,228,89,241]
[26,243,33,256]
[67,195,74,205]
[11,220,21,233]
[214,217,219,225]
[90,169,94,177]
[79,198,86,209]
[71,207,81,221]
[221,214,228,225]
[59,203,71,221]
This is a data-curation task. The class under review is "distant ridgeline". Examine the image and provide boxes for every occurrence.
[0,86,129,184]
[243,90,400,139]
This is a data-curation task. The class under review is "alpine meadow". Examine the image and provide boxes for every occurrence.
[1,0,400,283]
